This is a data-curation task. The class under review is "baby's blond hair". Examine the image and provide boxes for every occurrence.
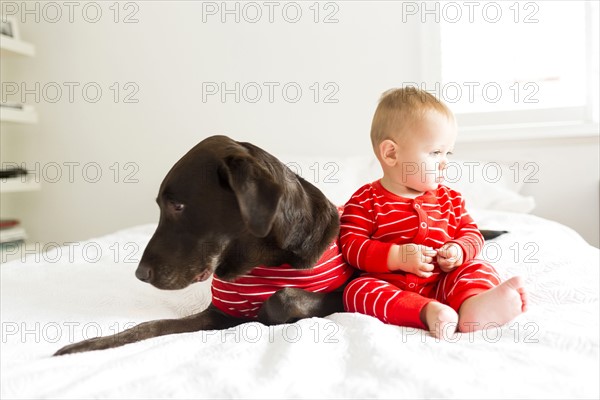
[370,87,454,152]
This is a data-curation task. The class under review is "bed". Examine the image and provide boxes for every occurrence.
[1,156,599,399]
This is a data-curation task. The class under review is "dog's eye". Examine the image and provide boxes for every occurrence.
[170,201,185,212]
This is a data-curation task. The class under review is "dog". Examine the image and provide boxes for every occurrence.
[54,135,355,355]
[54,135,507,355]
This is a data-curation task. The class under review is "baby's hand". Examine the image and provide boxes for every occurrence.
[388,244,438,278]
[436,243,464,272]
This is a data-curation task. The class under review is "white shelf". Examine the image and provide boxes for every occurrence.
[0,176,40,193]
[0,34,35,57]
[0,105,38,124]
[0,26,38,249]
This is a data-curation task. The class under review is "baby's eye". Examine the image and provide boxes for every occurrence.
[431,151,442,156]
[447,151,453,156]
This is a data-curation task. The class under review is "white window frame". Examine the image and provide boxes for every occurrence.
[418,2,599,142]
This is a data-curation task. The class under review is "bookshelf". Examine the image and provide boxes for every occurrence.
[1,25,38,262]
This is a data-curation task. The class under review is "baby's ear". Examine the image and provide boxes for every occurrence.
[379,139,398,166]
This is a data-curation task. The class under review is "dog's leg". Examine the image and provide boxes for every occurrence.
[257,288,344,325]
[54,305,245,356]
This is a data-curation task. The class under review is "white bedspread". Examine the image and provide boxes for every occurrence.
[1,210,598,399]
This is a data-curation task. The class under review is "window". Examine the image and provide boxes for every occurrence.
[419,1,599,138]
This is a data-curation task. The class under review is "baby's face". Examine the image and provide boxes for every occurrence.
[388,111,457,193]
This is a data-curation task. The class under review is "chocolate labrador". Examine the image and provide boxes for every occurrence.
[54,135,506,355]
[54,135,355,355]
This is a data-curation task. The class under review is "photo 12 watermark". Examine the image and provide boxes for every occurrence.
[201,81,340,104]
[1,1,140,24]
[401,1,540,24]
[200,1,340,24]
[1,81,140,104]
[0,161,140,184]
[394,160,540,186]
[201,320,340,344]
[0,240,142,264]
[401,81,540,107]
[443,161,540,185]
[2,321,139,344]
[402,321,540,344]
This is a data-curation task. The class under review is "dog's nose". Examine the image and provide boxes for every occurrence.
[135,263,153,283]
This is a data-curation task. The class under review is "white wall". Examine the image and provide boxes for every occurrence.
[1,1,598,248]
[457,136,599,247]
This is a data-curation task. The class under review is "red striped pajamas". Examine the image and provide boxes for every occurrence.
[211,240,354,318]
[340,181,501,329]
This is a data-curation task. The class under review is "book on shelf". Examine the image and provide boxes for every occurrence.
[0,219,20,229]
[0,102,24,110]
[0,219,27,244]
[0,167,28,179]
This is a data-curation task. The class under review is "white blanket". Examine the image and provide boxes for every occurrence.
[1,210,598,399]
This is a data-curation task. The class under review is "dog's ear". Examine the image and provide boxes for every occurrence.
[221,155,283,237]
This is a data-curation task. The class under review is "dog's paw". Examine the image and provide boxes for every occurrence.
[53,337,116,356]
[54,342,90,356]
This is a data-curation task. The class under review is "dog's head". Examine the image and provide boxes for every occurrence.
[136,135,339,290]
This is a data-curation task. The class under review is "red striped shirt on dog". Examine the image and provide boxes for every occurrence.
[211,239,355,319]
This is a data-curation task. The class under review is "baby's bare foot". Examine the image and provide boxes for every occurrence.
[423,301,458,340]
[458,276,528,333]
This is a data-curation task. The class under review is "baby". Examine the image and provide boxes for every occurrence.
[339,87,528,339]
